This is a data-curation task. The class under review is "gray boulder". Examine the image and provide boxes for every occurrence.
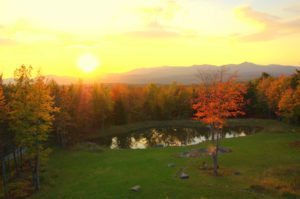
[131,185,141,192]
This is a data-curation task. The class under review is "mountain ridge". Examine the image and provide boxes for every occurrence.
[3,62,300,85]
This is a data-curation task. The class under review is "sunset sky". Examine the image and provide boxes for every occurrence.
[1,0,300,78]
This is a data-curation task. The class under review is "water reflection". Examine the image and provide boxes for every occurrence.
[96,126,260,149]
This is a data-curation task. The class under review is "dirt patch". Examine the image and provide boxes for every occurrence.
[250,166,300,197]
[289,141,300,149]
[199,167,241,177]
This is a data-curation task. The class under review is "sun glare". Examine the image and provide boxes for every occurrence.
[77,54,99,73]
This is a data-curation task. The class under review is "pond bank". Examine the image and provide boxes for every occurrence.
[31,119,300,199]
[88,118,283,140]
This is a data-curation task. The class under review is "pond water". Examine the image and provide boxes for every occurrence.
[94,126,261,149]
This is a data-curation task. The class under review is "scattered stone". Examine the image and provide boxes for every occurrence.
[218,147,232,153]
[179,151,190,157]
[180,172,189,179]
[201,161,208,170]
[180,147,232,158]
[198,148,208,153]
[168,163,175,168]
[180,149,203,158]
[131,185,141,192]
[234,171,241,176]
[155,144,164,148]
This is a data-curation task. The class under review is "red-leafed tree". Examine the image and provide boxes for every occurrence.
[193,70,246,175]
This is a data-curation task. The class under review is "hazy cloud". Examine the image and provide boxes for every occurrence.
[284,4,300,13]
[126,30,179,38]
[235,6,300,41]
[65,44,100,49]
[128,0,182,38]
[0,37,18,45]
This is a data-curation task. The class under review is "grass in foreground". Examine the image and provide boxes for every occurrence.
[32,119,300,199]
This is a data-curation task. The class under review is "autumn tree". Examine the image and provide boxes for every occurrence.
[256,75,274,118]
[8,66,57,191]
[127,86,145,122]
[91,84,112,128]
[290,69,300,89]
[143,84,162,120]
[265,76,291,115]
[0,74,9,198]
[111,85,129,125]
[0,74,6,123]
[278,86,300,123]
[0,74,8,148]
[49,82,73,147]
[193,70,246,176]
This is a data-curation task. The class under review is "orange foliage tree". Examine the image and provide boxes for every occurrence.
[278,86,300,123]
[265,76,291,114]
[193,75,246,175]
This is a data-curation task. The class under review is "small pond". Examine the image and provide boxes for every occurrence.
[93,126,261,149]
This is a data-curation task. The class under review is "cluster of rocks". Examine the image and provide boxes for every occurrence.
[131,147,234,192]
[180,147,232,158]
[131,163,190,192]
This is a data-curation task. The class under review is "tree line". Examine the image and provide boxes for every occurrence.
[0,65,299,198]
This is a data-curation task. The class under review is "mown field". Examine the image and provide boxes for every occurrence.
[31,119,300,199]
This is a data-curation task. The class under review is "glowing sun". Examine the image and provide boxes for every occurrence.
[77,54,99,73]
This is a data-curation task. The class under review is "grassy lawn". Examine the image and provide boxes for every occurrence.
[32,119,300,199]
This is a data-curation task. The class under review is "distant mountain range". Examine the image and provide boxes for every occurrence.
[4,62,300,85]
[100,62,300,84]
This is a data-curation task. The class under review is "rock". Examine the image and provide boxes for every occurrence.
[168,163,175,167]
[188,150,202,157]
[218,147,232,153]
[198,148,208,153]
[234,171,241,176]
[179,151,189,157]
[131,185,141,192]
[201,161,208,170]
[180,173,189,179]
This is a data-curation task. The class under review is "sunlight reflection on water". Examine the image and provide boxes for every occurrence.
[102,126,261,149]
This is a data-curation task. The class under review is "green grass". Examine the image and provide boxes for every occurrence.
[32,119,300,199]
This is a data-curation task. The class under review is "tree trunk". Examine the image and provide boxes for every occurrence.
[33,154,40,191]
[1,157,8,199]
[210,124,215,142]
[101,118,105,130]
[30,159,35,187]
[212,152,218,176]
[13,149,20,177]
[212,129,220,176]
[20,147,23,173]
[6,158,10,179]
[61,134,65,148]
[59,132,65,148]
